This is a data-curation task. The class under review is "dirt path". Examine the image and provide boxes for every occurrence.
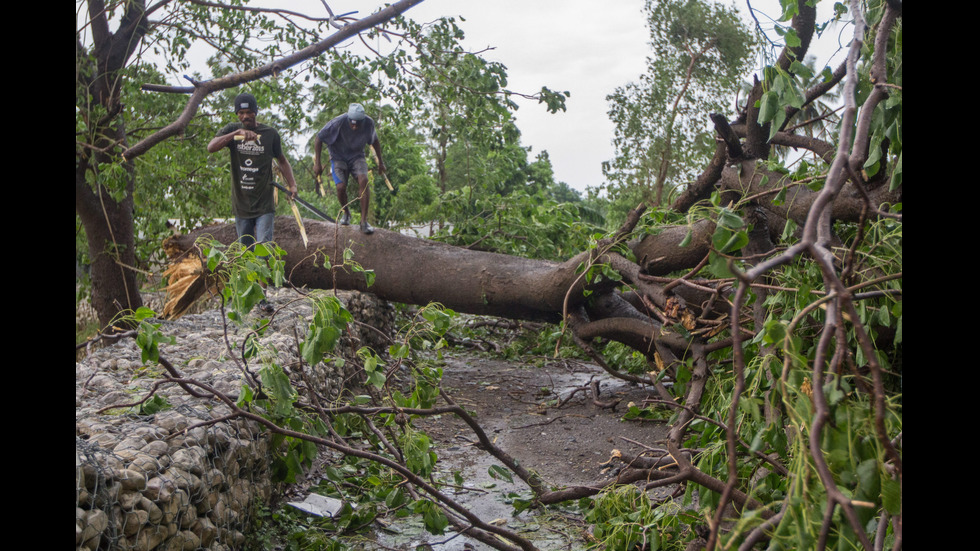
[368,352,673,550]
[431,354,669,485]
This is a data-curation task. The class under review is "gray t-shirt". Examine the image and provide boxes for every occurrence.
[316,114,378,164]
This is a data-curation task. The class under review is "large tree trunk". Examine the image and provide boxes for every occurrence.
[76,166,143,328]
[76,0,149,329]
[164,214,719,366]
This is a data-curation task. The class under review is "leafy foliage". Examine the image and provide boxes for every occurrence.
[603,0,756,215]
[431,189,603,260]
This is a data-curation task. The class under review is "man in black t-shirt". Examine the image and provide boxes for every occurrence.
[208,93,297,249]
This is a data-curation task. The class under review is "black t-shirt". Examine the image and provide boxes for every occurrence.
[217,122,284,218]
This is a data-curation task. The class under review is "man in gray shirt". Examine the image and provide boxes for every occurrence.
[313,103,386,234]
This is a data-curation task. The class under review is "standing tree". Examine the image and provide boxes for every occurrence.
[76,0,150,329]
[604,0,756,214]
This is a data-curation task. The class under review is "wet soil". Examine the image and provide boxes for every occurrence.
[367,352,673,550]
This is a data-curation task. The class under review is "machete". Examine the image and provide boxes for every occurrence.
[269,167,309,248]
[371,148,395,191]
[272,181,336,223]
[287,194,309,248]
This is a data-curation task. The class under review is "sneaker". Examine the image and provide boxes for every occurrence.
[258,299,274,315]
[360,221,374,235]
[338,211,351,226]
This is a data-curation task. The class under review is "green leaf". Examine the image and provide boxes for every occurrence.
[789,60,814,80]
[259,364,298,417]
[781,219,799,241]
[679,228,693,248]
[719,230,749,254]
[253,243,271,258]
[783,28,801,48]
[386,487,407,509]
[773,185,787,206]
[139,394,171,415]
[768,109,787,141]
[890,152,902,190]
[237,384,254,408]
[366,369,386,389]
[323,466,344,482]
[413,500,449,535]
[389,343,410,358]
[717,209,744,230]
[821,66,834,83]
[758,91,779,123]
[488,464,514,483]
[881,474,901,514]
[133,306,157,322]
[761,319,788,347]
[855,459,881,502]
[707,252,734,279]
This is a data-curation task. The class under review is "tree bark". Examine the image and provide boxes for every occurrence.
[76,0,150,329]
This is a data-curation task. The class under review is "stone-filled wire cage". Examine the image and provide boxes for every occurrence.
[76,289,397,550]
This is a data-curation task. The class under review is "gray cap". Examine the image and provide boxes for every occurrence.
[347,103,366,121]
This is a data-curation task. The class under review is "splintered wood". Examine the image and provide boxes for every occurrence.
[161,255,216,319]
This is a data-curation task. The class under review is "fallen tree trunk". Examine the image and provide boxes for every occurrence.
[162,215,725,366]
[165,218,592,323]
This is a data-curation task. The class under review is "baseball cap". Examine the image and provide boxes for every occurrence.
[234,93,258,113]
[347,103,366,121]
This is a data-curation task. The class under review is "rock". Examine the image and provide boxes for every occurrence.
[117,468,147,491]
[79,509,108,548]
[191,516,218,547]
[144,475,175,502]
[122,508,149,536]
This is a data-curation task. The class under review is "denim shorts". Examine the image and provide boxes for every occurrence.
[330,157,369,185]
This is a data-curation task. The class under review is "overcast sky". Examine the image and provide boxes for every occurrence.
[387,0,652,194]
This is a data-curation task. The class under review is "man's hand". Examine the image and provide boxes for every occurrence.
[208,128,258,153]
[235,128,259,142]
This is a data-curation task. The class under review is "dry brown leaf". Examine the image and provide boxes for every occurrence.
[681,310,697,330]
[800,377,813,397]
[653,351,665,372]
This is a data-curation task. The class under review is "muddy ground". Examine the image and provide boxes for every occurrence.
[342,352,676,550]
